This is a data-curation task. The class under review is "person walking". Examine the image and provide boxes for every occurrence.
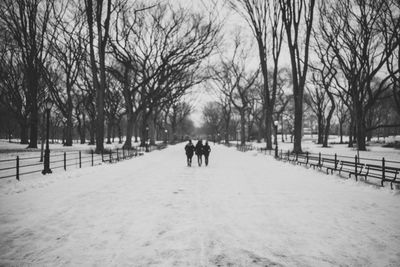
[203,141,211,166]
[195,140,204,166]
[185,140,195,166]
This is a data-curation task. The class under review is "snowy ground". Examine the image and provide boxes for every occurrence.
[0,143,399,266]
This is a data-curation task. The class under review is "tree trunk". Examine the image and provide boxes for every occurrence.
[317,114,324,144]
[339,120,343,144]
[106,121,112,144]
[140,113,149,147]
[224,118,230,144]
[20,120,29,144]
[65,87,73,146]
[27,70,39,148]
[150,112,156,145]
[123,110,135,149]
[293,91,304,153]
[118,121,122,144]
[112,123,116,143]
[355,106,366,150]
[323,104,335,147]
[240,110,246,145]
[89,120,95,145]
[82,113,86,144]
[265,110,273,149]
[134,125,138,142]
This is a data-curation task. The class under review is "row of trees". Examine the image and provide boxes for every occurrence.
[202,0,400,152]
[0,0,219,152]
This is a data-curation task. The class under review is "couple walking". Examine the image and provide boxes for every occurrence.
[184,140,211,167]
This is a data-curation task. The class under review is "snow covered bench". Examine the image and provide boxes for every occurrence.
[358,164,400,189]
[338,160,364,180]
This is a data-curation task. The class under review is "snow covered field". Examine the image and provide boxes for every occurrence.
[0,143,399,266]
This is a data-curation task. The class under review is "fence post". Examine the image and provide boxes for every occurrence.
[101,150,104,162]
[117,148,120,161]
[79,151,82,168]
[354,155,358,181]
[306,152,309,164]
[16,156,19,181]
[318,152,321,166]
[280,149,282,159]
[296,152,298,162]
[382,157,385,187]
[122,147,125,159]
[109,149,112,163]
[64,152,66,171]
[334,153,337,170]
[91,150,94,166]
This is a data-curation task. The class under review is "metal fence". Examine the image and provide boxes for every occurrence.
[0,144,166,181]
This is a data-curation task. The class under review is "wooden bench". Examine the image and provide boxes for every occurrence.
[338,160,364,180]
[281,151,295,162]
[308,155,322,169]
[359,164,400,189]
[321,158,339,174]
[296,154,309,166]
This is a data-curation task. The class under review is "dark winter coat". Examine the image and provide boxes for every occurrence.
[203,144,211,156]
[185,143,195,156]
[195,142,203,156]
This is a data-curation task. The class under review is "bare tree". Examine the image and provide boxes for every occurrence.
[279,0,316,153]
[202,101,222,141]
[218,94,233,144]
[168,102,192,142]
[109,2,219,147]
[0,0,55,148]
[84,0,113,153]
[44,1,85,146]
[318,0,400,150]
[0,49,29,144]
[335,99,348,144]
[209,38,259,145]
[229,0,284,149]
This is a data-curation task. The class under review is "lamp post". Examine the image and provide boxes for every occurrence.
[274,120,279,158]
[164,129,168,144]
[42,98,53,174]
[145,126,149,152]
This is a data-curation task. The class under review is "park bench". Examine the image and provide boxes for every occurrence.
[259,147,268,153]
[282,152,295,162]
[338,160,364,180]
[296,153,309,166]
[321,158,339,174]
[308,155,322,169]
[358,164,400,189]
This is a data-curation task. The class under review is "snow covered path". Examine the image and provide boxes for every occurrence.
[0,143,399,266]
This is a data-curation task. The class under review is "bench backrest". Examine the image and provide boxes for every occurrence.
[366,164,399,174]
[340,160,364,167]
